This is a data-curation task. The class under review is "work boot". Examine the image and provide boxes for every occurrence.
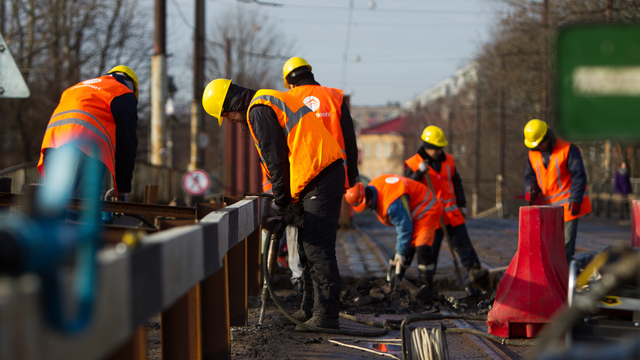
[468,263,489,286]
[278,309,312,325]
[294,315,340,331]
[414,285,433,302]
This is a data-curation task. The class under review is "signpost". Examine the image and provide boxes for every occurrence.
[182,169,210,196]
[557,24,640,140]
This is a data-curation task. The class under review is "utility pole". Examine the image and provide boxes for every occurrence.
[222,37,237,196]
[541,0,549,121]
[189,0,205,171]
[151,0,167,166]
[499,58,506,215]
[604,0,614,209]
[473,85,481,217]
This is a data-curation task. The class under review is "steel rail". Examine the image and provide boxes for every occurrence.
[0,192,196,218]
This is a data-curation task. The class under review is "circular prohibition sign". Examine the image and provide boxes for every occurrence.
[182,169,211,196]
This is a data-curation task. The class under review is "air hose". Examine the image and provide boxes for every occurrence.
[262,226,389,337]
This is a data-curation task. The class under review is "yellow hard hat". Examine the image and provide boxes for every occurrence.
[345,182,366,212]
[523,119,548,148]
[421,125,448,148]
[282,57,312,88]
[108,65,138,99]
[202,78,232,126]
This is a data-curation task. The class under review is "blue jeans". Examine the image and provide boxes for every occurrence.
[565,218,579,265]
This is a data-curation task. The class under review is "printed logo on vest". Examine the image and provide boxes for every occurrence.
[385,176,400,184]
[83,78,102,85]
[303,96,321,111]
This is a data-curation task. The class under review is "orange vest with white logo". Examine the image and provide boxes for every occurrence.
[37,75,132,195]
[529,138,592,221]
[287,85,349,189]
[405,153,466,227]
[369,175,443,237]
[247,89,344,202]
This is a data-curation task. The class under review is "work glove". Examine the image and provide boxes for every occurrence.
[394,253,410,267]
[104,188,128,202]
[388,253,411,291]
[270,201,286,217]
[460,207,467,218]
[418,160,429,172]
[569,201,581,216]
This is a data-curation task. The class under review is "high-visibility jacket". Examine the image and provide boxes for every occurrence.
[405,153,466,227]
[247,89,343,202]
[529,138,592,221]
[37,75,133,195]
[369,175,443,241]
[261,168,273,195]
[287,85,349,189]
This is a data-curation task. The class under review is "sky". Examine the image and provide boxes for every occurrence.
[164,0,504,107]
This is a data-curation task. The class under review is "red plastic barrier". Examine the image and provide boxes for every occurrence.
[632,200,640,248]
[487,206,568,338]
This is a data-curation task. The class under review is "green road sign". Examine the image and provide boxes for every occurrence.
[557,24,640,140]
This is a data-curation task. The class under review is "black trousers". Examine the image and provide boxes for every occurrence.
[297,161,344,318]
[427,223,480,274]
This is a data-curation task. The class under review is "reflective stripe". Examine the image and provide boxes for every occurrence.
[46,117,115,164]
[442,198,456,205]
[542,189,570,201]
[419,264,436,271]
[555,158,562,189]
[444,204,459,213]
[251,95,312,137]
[549,191,589,206]
[412,193,436,220]
[50,109,115,162]
[445,165,454,194]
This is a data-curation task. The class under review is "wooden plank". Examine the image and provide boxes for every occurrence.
[201,256,231,360]
[161,285,202,360]
[227,239,248,327]
[104,325,147,360]
[246,226,262,296]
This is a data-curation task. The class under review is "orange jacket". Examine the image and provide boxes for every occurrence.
[247,89,343,202]
[37,75,133,195]
[529,138,592,221]
[369,175,443,243]
[287,85,350,189]
[405,153,466,227]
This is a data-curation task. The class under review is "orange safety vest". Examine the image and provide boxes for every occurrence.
[261,168,273,195]
[405,153,466,227]
[287,85,349,189]
[37,75,132,195]
[369,175,443,242]
[247,89,344,202]
[529,138,592,222]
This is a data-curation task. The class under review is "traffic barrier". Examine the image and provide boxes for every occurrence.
[486,205,568,338]
[632,200,640,248]
[0,196,268,360]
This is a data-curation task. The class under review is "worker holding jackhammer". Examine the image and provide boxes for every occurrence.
[404,125,488,295]
[281,56,360,292]
[202,79,345,330]
[37,65,139,209]
[345,175,444,300]
[524,119,591,265]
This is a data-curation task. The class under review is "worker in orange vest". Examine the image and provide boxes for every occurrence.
[524,119,591,265]
[38,65,139,208]
[404,125,487,294]
[202,79,345,330]
[282,56,360,292]
[345,175,443,299]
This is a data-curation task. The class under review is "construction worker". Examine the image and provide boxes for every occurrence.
[345,175,443,298]
[404,125,487,294]
[202,79,345,330]
[524,119,591,265]
[282,56,359,291]
[38,65,139,206]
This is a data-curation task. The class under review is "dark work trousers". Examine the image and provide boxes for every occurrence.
[429,223,480,274]
[297,160,345,319]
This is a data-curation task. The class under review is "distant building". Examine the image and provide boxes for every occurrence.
[350,103,402,130]
[357,116,423,181]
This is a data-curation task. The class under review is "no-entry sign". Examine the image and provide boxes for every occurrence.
[182,169,210,196]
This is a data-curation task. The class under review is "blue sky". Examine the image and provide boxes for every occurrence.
[165,0,503,107]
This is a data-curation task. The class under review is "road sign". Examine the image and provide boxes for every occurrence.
[557,24,640,140]
[0,32,30,98]
[182,169,211,196]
